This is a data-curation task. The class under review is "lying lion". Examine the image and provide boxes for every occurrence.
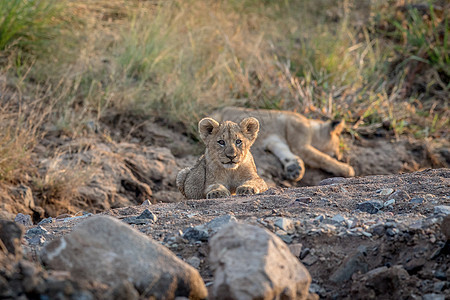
[176,117,268,199]
[212,107,355,181]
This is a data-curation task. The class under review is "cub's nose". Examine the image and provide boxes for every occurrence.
[226,154,237,160]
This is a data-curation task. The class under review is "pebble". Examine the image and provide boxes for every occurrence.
[361,231,372,237]
[26,226,48,236]
[28,235,46,246]
[422,294,445,300]
[377,188,394,196]
[386,228,399,237]
[318,177,346,186]
[278,234,293,244]
[300,248,310,260]
[383,199,395,207]
[15,213,33,226]
[186,256,201,269]
[183,227,209,242]
[274,217,294,232]
[314,215,324,222]
[330,214,346,225]
[38,217,53,225]
[388,190,411,202]
[288,243,303,258]
[410,197,424,204]
[434,205,450,216]
[141,200,152,206]
[137,209,157,222]
[356,200,383,214]
[301,254,318,266]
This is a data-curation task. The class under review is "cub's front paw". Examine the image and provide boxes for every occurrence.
[284,159,305,182]
[207,189,230,199]
[236,185,257,196]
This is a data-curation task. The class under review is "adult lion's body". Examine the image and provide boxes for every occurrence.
[176,117,268,199]
[212,107,355,181]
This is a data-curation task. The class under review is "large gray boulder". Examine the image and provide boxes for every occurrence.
[209,222,311,300]
[40,215,207,299]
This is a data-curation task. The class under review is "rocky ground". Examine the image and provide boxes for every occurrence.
[1,168,449,299]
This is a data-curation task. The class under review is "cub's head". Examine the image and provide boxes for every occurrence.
[311,119,346,160]
[199,117,259,170]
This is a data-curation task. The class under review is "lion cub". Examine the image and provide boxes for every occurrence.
[213,107,355,181]
[176,117,268,199]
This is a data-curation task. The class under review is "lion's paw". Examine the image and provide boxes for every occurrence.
[207,189,230,199]
[284,159,305,181]
[236,185,257,196]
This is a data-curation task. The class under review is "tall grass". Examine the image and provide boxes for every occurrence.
[0,0,65,53]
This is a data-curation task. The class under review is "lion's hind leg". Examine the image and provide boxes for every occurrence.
[299,145,355,177]
[262,134,305,181]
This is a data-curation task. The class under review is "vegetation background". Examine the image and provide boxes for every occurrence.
[0,0,448,216]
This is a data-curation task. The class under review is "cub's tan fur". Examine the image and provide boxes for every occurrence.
[176,117,268,199]
[212,107,355,181]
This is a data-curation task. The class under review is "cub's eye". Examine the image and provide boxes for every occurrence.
[235,139,242,145]
[218,140,225,146]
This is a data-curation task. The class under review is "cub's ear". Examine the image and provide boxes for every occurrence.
[198,117,220,142]
[240,117,259,141]
[329,119,345,135]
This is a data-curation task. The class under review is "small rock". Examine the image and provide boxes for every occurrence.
[356,200,383,214]
[433,281,446,292]
[38,217,53,225]
[386,228,399,237]
[371,224,385,236]
[274,217,294,232]
[183,227,209,242]
[14,213,33,226]
[302,254,318,266]
[295,197,312,204]
[330,214,346,225]
[186,256,201,269]
[278,234,293,244]
[388,190,410,202]
[383,199,395,207]
[141,200,152,206]
[202,215,237,234]
[423,294,445,300]
[410,197,424,204]
[360,265,409,295]
[314,215,324,222]
[377,188,394,196]
[434,270,447,280]
[434,205,450,216]
[288,243,303,258]
[329,248,368,283]
[136,209,157,222]
[28,235,46,246]
[26,226,48,236]
[300,248,310,260]
[318,177,346,185]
